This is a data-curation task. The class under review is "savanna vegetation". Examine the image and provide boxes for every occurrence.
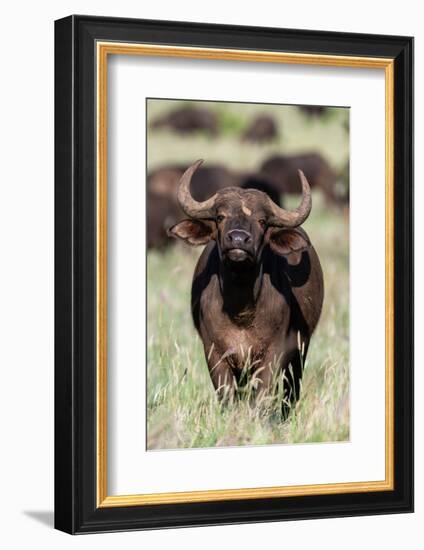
[146,100,349,449]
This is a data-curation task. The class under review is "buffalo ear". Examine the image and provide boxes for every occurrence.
[167,219,215,245]
[268,228,310,263]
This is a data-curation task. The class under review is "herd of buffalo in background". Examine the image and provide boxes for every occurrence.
[147,104,349,250]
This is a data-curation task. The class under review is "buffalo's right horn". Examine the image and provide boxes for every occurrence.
[267,169,312,227]
[177,159,218,219]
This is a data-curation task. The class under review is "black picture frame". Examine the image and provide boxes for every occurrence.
[55,14,414,534]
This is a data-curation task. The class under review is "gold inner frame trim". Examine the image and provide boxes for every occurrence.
[96,42,395,508]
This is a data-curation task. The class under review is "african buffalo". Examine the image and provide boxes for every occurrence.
[150,106,218,136]
[242,115,278,143]
[168,160,324,406]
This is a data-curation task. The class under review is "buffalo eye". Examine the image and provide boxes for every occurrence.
[216,215,225,223]
[258,218,267,228]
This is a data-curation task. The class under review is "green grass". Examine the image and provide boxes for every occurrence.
[146,99,349,450]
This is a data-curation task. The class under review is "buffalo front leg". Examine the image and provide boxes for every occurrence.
[283,340,309,404]
[251,349,284,400]
[279,342,309,418]
[206,348,236,403]
[252,361,275,398]
[252,348,304,411]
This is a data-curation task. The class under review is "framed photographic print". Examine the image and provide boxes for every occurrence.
[54,15,414,534]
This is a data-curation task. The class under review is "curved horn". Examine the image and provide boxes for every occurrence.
[267,169,312,227]
[177,159,218,219]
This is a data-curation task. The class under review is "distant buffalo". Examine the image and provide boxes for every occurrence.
[147,164,237,249]
[238,174,282,206]
[168,160,323,406]
[150,106,218,136]
[147,191,180,250]
[242,115,278,143]
[147,166,184,250]
[298,105,328,117]
[260,153,344,207]
[148,163,236,200]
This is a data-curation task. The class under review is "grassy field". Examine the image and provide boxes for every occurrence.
[146,100,349,450]
[147,99,349,173]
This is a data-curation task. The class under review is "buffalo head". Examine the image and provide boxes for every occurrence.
[168,160,312,268]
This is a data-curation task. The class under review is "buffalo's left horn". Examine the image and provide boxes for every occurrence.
[267,169,312,227]
[177,159,218,219]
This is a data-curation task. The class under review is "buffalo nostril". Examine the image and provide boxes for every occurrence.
[227,230,252,246]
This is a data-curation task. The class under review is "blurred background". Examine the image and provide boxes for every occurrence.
[146,99,349,450]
